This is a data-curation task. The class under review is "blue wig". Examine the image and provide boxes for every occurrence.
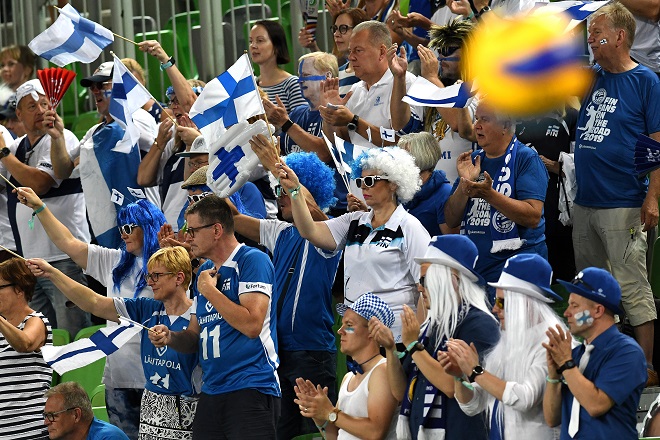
[285,152,337,210]
[113,199,167,297]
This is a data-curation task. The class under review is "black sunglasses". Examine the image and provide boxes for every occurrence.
[439,46,460,57]
[119,223,140,235]
[274,185,288,198]
[571,273,596,292]
[418,276,425,287]
[330,24,353,35]
[355,175,388,189]
[187,192,212,205]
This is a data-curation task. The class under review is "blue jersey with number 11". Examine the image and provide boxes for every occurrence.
[193,244,280,397]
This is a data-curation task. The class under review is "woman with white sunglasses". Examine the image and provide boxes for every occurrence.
[274,146,430,343]
[15,186,166,439]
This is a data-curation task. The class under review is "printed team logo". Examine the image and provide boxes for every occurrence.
[374,96,382,107]
[221,278,231,291]
[492,211,515,234]
[376,236,393,248]
[205,300,214,313]
[578,87,616,143]
[156,346,168,356]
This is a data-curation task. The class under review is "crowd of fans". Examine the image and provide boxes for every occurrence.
[0,0,659,439]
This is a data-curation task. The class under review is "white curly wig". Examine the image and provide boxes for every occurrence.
[351,147,421,203]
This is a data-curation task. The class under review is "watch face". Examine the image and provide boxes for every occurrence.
[347,123,357,131]
[474,365,484,375]
[328,412,337,422]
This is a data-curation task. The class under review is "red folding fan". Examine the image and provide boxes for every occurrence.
[37,67,77,109]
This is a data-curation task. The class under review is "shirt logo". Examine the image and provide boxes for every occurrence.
[205,300,214,313]
[221,278,231,291]
[156,346,168,356]
[577,87,616,143]
[546,125,560,137]
[374,96,382,107]
[376,236,393,248]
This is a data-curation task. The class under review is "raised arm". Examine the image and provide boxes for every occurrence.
[26,258,116,321]
[273,161,337,250]
[44,110,75,179]
[389,44,412,131]
[369,317,408,401]
[17,187,89,269]
[138,120,173,187]
[0,313,47,353]
[0,137,55,195]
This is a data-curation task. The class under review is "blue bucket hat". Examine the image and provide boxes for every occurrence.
[489,254,562,303]
[558,267,623,315]
[414,235,485,285]
[336,293,395,328]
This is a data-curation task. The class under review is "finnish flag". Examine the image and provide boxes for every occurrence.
[531,1,610,32]
[190,53,264,142]
[403,78,474,109]
[109,55,153,154]
[41,318,142,375]
[28,4,113,67]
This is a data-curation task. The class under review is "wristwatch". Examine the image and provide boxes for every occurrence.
[328,407,341,423]
[408,342,425,356]
[347,114,359,131]
[160,56,176,70]
[281,119,294,133]
[0,147,9,159]
[557,359,577,375]
[469,365,485,382]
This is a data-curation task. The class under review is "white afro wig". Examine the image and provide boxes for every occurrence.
[352,147,421,203]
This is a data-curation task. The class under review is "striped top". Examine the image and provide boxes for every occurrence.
[262,76,307,113]
[339,63,360,98]
[0,312,52,439]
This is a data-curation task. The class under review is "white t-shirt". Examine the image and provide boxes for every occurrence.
[157,137,188,229]
[631,16,660,73]
[5,130,91,260]
[86,244,153,389]
[324,205,430,341]
[0,125,17,251]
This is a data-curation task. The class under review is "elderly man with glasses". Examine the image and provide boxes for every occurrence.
[0,79,92,339]
[43,382,128,440]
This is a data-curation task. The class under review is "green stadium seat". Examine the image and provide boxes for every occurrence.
[291,433,324,440]
[72,111,101,140]
[91,384,109,422]
[50,328,72,386]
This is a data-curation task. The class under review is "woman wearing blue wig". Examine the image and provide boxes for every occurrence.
[16,186,166,439]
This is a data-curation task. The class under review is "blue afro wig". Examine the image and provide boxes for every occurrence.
[113,199,167,297]
[285,152,337,210]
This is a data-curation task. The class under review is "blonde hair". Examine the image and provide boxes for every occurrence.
[147,246,192,289]
[592,1,636,49]
[121,58,146,85]
[299,52,339,78]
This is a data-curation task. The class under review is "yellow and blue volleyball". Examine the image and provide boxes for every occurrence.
[465,12,593,116]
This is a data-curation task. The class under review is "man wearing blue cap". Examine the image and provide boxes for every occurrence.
[543,267,647,440]
[295,292,399,440]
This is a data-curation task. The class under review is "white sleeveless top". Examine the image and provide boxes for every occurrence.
[336,358,398,440]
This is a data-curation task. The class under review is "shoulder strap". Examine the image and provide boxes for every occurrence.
[276,242,305,318]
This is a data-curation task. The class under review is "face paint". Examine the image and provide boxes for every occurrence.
[574,310,594,327]
[103,89,113,99]
[600,38,607,45]
[344,326,355,334]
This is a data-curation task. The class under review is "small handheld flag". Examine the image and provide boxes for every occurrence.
[634,134,660,176]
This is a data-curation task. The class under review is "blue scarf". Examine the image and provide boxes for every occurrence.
[480,136,524,253]
[397,322,447,439]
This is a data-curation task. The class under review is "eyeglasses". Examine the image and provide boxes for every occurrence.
[184,223,216,238]
[0,283,15,290]
[43,407,77,422]
[330,24,353,35]
[187,192,212,205]
[418,276,425,288]
[144,272,175,283]
[88,81,112,91]
[571,273,596,293]
[355,175,388,189]
[119,223,140,235]
[494,296,504,309]
[168,97,180,107]
[439,46,460,57]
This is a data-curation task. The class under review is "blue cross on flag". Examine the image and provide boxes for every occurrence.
[190,53,264,142]
[206,119,274,198]
[109,55,152,153]
[28,4,114,67]
[403,77,474,109]
[531,1,610,32]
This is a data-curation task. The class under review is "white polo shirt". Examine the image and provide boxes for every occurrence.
[324,204,430,341]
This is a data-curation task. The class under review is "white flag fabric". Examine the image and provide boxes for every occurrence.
[109,55,152,153]
[190,53,264,141]
[403,77,474,109]
[531,1,610,32]
[28,4,113,67]
[206,119,273,198]
[41,318,142,375]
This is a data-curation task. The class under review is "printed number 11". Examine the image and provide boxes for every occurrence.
[200,326,220,360]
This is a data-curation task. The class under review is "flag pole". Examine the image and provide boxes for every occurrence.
[109,51,178,126]
[0,173,18,191]
[51,6,140,46]
[245,51,277,147]
[0,244,25,260]
[118,315,156,333]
